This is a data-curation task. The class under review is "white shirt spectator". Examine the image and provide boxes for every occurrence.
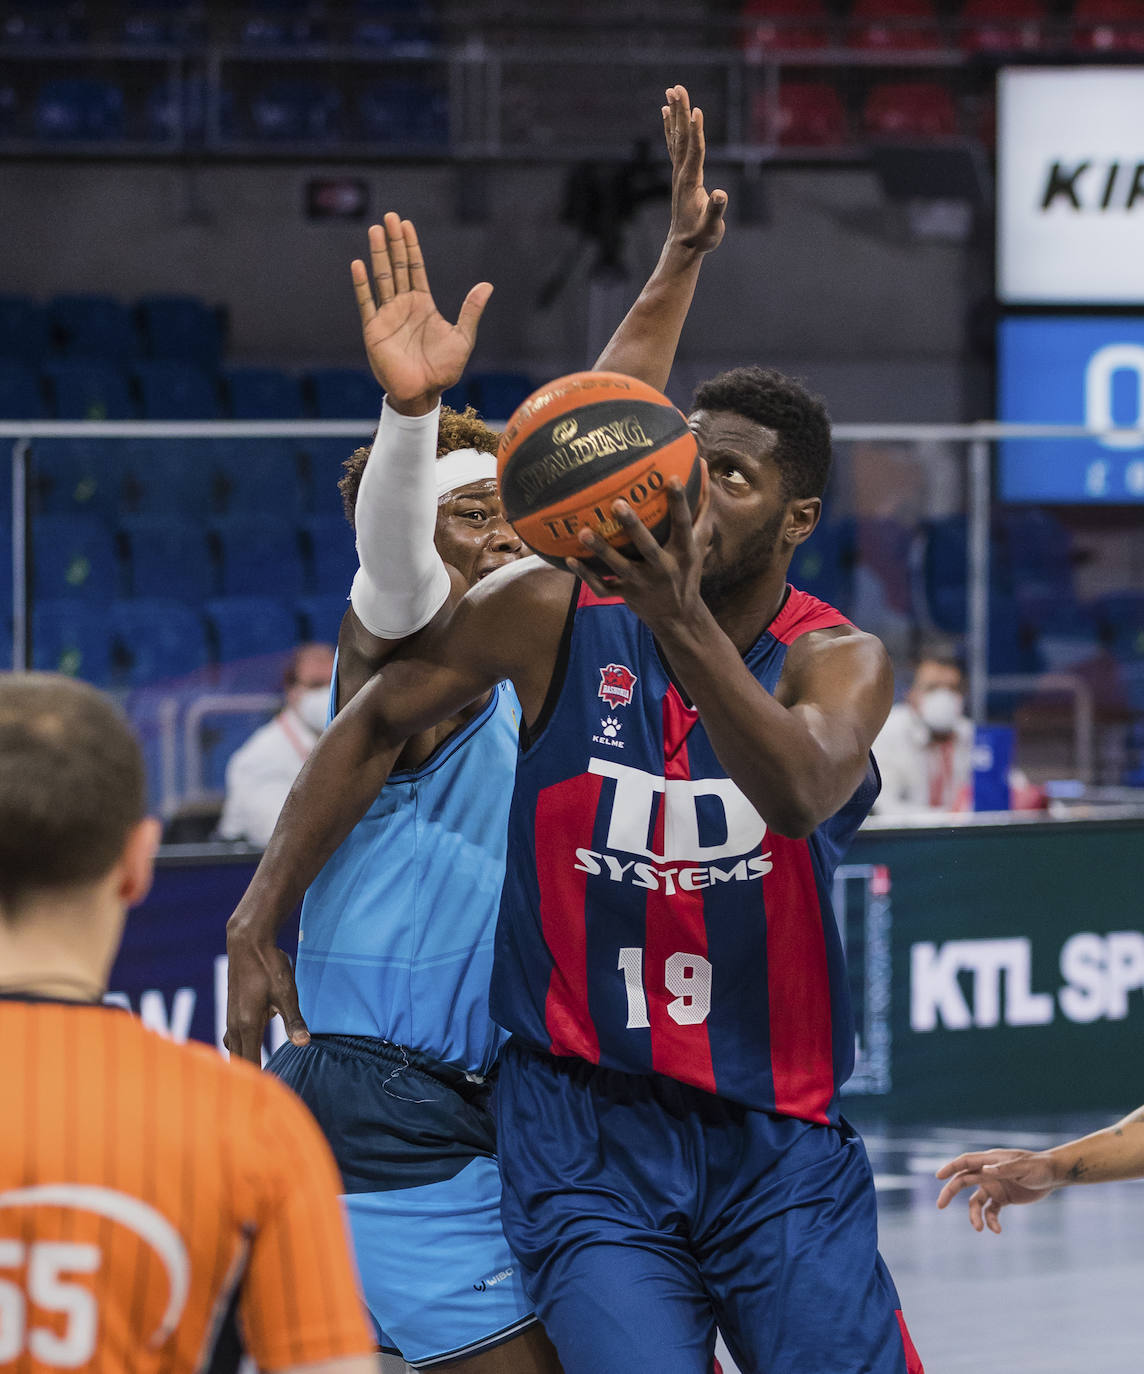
[873,653,973,814]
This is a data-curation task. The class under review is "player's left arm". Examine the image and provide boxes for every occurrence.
[592,84,726,391]
[572,483,893,838]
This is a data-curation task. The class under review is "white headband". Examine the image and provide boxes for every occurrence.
[436,448,499,499]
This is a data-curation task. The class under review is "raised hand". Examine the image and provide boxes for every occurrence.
[568,478,712,638]
[351,211,493,415]
[935,1147,1061,1233]
[662,84,727,256]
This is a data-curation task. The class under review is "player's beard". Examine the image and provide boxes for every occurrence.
[700,507,786,612]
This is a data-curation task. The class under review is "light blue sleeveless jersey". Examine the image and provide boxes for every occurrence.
[295,668,521,1077]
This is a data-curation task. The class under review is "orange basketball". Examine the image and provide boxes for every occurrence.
[497,371,706,569]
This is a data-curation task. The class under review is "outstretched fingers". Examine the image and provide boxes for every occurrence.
[350,257,376,326]
[384,210,410,294]
[402,217,429,293]
[368,220,395,305]
[456,280,495,343]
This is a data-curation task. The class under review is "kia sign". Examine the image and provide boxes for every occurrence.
[998,67,1144,303]
[998,316,1144,502]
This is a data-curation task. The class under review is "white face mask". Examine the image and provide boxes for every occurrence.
[294,686,329,735]
[917,686,963,736]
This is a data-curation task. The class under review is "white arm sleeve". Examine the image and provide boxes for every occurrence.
[349,397,452,640]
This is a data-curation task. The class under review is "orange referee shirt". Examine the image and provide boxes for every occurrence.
[0,997,375,1373]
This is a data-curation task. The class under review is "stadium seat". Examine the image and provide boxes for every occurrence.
[469,372,534,422]
[137,295,224,368]
[297,591,349,643]
[0,295,50,362]
[853,517,914,615]
[108,597,210,685]
[863,82,959,139]
[33,514,119,601]
[224,367,305,420]
[1018,597,1101,672]
[355,82,447,146]
[117,438,215,519]
[50,294,138,359]
[212,439,304,519]
[849,0,942,50]
[759,82,849,147]
[958,0,1046,52]
[31,439,123,520]
[205,594,302,690]
[119,516,216,602]
[1073,0,1144,53]
[298,435,367,517]
[309,368,379,419]
[145,75,219,143]
[212,515,305,597]
[43,361,135,421]
[789,519,854,609]
[301,515,358,596]
[35,79,126,141]
[248,81,341,141]
[440,379,474,413]
[0,362,46,419]
[134,360,221,419]
[33,598,112,684]
[739,0,832,52]
[1000,508,1076,604]
[1094,591,1144,663]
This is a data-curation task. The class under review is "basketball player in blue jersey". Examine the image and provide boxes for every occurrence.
[230,374,926,1373]
[226,87,729,1373]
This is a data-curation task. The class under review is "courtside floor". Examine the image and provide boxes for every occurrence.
[378,1113,1144,1373]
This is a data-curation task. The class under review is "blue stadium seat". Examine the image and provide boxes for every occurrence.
[224,367,304,420]
[1000,508,1076,603]
[200,710,281,792]
[117,438,215,519]
[212,439,304,518]
[355,80,447,146]
[302,515,358,596]
[297,592,349,643]
[50,295,138,358]
[212,515,305,596]
[145,75,221,143]
[0,362,46,418]
[299,435,372,516]
[108,597,210,686]
[35,80,126,141]
[248,81,341,141]
[205,594,301,690]
[789,519,854,611]
[1095,591,1144,664]
[134,360,220,419]
[469,371,534,422]
[1020,597,1101,672]
[119,516,216,602]
[31,439,124,519]
[309,368,379,419]
[43,361,135,420]
[137,295,224,367]
[33,599,112,683]
[32,514,119,601]
[441,379,474,413]
[0,296,50,362]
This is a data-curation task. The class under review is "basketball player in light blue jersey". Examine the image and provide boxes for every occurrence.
[227,86,728,1373]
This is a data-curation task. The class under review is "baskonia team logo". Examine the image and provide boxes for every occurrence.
[598,663,637,709]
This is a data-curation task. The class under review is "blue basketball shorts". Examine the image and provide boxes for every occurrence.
[494,1040,924,1374]
[268,1034,538,1369]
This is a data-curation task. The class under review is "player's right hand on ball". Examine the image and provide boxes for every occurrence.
[224,930,309,1064]
[934,1148,1059,1233]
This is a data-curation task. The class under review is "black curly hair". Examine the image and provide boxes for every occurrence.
[691,366,832,502]
[338,405,501,529]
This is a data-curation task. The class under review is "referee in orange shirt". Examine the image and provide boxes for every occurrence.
[0,672,378,1374]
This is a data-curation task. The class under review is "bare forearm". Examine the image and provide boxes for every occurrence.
[657,611,860,836]
[227,705,401,944]
[1045,1106,1144,1186]
[593,243,707,391]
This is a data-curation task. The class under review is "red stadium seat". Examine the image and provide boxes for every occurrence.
[959,0,1046,52]
[849,0,942,50]
[752,81,849,146]
[740,0,832,53]
[863,81,958,138]
[1073,0,1144,53]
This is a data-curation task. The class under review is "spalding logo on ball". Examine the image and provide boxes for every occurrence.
[497,371,707,569]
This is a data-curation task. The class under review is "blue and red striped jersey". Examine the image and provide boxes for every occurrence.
[490,583,880,1124]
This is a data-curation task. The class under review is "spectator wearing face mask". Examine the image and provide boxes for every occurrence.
[872,650,973,814]
[218,642,337,847]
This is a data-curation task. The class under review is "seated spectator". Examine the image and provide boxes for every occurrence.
[217,641,336,846]
[873,648,973,814]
